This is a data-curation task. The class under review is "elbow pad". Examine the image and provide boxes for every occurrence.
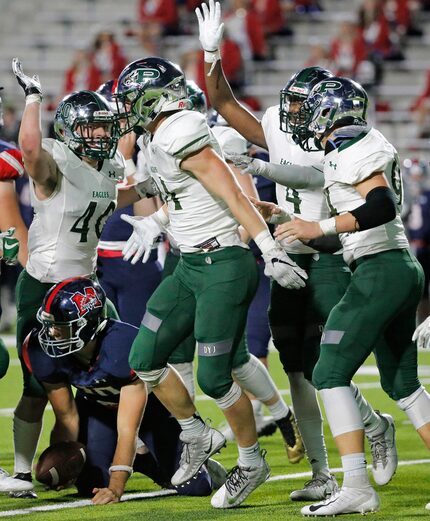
[350,186,397,231]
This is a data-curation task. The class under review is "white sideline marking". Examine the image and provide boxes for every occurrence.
[0,460,429,518]
[0,489,177,517]
[1,378,430,414]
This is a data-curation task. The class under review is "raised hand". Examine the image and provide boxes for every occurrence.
[12,58,42,99]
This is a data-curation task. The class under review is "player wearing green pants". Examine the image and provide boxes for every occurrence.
[280,76,430,516]
[115,56,307,509]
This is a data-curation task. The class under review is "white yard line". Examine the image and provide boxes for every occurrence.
[0,459,429,518]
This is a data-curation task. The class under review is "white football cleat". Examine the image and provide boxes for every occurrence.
[211,451,270,509]
[206,458,228,490]
[220,415,277,441]
[368,413,398,486]
[171,424,226,486]
[301,486,380,516]
[425,502,430,510]
[290,472,338,501]
[0,469,34,493]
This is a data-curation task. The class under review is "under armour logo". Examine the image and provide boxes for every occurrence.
[70,287,103,317]
[108,170,116,178]
[329,161,337,170]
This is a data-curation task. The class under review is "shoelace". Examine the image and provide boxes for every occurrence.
[370,437,388,467]
[225,466,249,495]
[303,475,330,489]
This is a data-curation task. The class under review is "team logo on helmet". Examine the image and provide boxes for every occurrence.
[71,287,103,317]
[314,80,343,94]
[123,68,161,87]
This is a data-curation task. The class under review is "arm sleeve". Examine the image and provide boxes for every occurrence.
[306,236,343,254]
[259,162,324,189]
[350,186,397,231]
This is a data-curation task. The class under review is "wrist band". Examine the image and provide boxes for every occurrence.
[254,229,276,255]
[125,158,137,177]
[204,49,221,77]
[109,465,133,476]
[25,94,42,105]
[153,206,169,227]
[319,217,337,236]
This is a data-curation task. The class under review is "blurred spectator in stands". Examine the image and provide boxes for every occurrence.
[304,40,331,69]
[411,69,430,137]
[63,48,101,94]
[384,0,423,37]
[330,21,367,76]
[225,0,268,61]
[358,0,404,60]
[90,30,127,85]
[251,0,293,37]
[330,19,383,88]
[138,0,179,35]
[0,105,20,145]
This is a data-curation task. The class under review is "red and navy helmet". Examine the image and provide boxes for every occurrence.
[36,277,107,358]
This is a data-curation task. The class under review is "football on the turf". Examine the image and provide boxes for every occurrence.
[35,441,86,488]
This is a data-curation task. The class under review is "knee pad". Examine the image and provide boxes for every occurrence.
[397,385,430,429]
[232,355,276,402]
[215,382,242,410]
[0,338,10,379]
[170,362,195,401]
[135,366,170,388]
[319,387,364,437]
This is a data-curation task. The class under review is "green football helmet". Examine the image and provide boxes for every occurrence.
[279,66,333,134]
[115,57,188,134]
[54,90,119,160]
[186,80,207,114]
[296,76,369,151]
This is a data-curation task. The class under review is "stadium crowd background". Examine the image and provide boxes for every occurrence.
[1,0,430,327]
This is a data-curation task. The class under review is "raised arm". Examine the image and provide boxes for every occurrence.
[195,1,267,148]
[12,58,57,197]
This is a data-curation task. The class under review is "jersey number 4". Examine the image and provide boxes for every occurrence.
[71,201,116,243]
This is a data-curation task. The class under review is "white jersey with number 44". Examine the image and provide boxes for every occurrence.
[138,110,246,253]
[26,138,124,283]
[323,127,409,265]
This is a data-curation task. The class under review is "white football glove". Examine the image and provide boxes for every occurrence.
[225,153,267,177]
[121,214,165,264]
[412,316,430,350]
[263,246,307,290]
[12,58,42,100]
[195,0,224,52]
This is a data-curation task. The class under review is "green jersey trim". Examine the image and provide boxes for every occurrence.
[173,135,207,157]
[338,129,369,152]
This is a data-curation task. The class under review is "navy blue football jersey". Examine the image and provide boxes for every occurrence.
[99,204,134,242]
[25,319,138,407]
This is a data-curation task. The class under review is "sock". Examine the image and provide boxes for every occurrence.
[177,413,206,436]
[341,452,370,488]
[350,382,386,438]
[288,372,329,476]
[267,397,290,421]
[238,441,262,468]
[13,416,43,475]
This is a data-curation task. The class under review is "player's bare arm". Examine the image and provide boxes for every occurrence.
[12,58,58,198]
[92,378,147,505]
[44,382,79,444]
[195,0,267,148]
[182,145,268,239]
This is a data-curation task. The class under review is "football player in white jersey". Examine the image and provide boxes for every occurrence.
[195,0,398,503]
[277,76,430,515]
[113,56,308,509]
[9,59,158,497]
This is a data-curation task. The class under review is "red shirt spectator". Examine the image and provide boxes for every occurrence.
[330,21,367,76]
[63,49,102,94]
[411,70,430,111]
[138,0,178,34]
[252,0,284,36]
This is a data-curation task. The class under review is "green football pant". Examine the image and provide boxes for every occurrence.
[129,247,257,399]
[269,253,351,380]
[313,249,424,400]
